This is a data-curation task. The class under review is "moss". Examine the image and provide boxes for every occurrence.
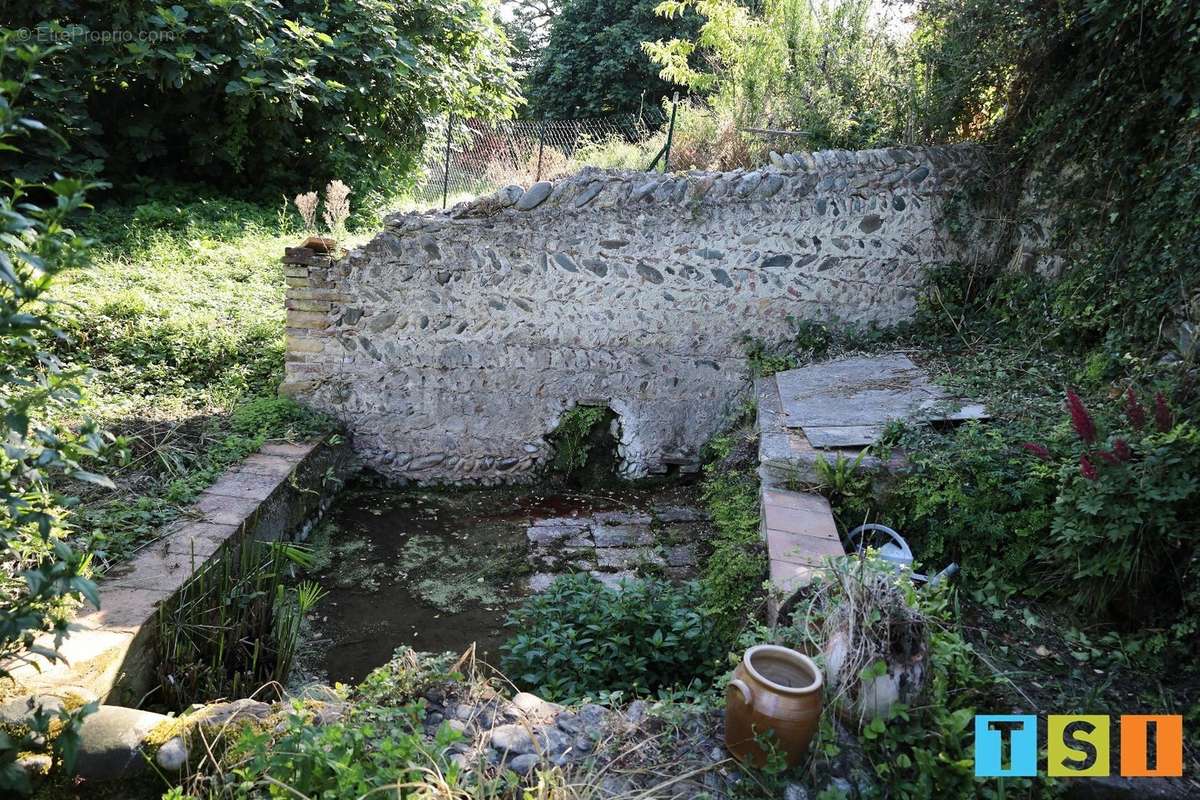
[144,715,193,750]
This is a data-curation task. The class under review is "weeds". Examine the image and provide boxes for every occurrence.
[155,538,325,710]
[698,431,767,640]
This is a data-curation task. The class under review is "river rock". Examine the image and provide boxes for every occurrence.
[507,752,540,776]
[512,692,561,720]
[488,723,536,755]
[155,736,188,771]
[74,705,170,780]
[194,698,272,728]
[517,182,552,210]
[0,694,65,727]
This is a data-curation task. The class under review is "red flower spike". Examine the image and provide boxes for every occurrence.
[1079,454,1098,480]
[1022,442,1051,460]
[1125,388,1146,430]
[1066,389,1097,443]
[1095,450,1120,465]
[1113,439,1132,461]
[1154,392,1173,433]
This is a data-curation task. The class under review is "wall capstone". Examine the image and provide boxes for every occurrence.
[282,145,1000,485]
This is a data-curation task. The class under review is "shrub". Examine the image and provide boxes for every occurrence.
[230,396,332,441]
[787,561,1038,800]
[0,34,115,794]
[501,574,726,701]
[6,1,519,193]
[1029,390,1200,621]
[223,703,471,799]
[886,421,1058,600]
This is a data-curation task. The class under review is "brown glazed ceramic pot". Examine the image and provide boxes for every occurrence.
[724,644,824,767]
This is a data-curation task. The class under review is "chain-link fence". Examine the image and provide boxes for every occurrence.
[407,107,672,209]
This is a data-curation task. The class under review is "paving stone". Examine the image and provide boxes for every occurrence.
[592,511,652,526]
[594,548,664,569]
[529,516,589,528]
[651,504,707,523]
[527,523,592,547]
[527,573,559,592]
[589,570,637,590]
[663,545,697,567]
[591,524,654,547]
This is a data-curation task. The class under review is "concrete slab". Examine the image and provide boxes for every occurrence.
[762,495,840,541]
[101,550,193,594]
[756,377,906,487]
[160,521,242,560]
[232,453,297,479]
[768,530,844,565]
[204,471,283,502]
[774,354,986,441]
[193,492,264,526]
[760,486,846,626]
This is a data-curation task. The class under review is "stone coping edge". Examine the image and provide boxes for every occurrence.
[2,431,356,707]
[761,486,845,627]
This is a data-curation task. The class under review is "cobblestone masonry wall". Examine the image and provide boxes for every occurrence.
[283,145,999,484]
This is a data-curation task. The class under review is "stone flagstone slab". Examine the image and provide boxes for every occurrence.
[774,354,986,447]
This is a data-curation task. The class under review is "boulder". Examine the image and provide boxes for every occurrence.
[74,705,170,781]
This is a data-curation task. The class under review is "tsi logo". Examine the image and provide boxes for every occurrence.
[974,714,1184,778]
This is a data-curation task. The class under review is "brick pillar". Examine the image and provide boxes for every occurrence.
[280,246,336,398]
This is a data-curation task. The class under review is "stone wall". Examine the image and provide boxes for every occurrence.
[282,145,998,484]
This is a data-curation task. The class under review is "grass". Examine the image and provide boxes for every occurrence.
[42,187,371,570]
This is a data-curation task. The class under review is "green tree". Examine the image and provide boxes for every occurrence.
[526,0,699,118]
[645,0,919,148]
[3,0,520,193]
[503,0,563,75]
[0,34,114,794]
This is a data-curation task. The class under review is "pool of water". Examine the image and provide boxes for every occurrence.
[304,480,706,685]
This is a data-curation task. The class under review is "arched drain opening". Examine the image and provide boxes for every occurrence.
[547,403,620,486]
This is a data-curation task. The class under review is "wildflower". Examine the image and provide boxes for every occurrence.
[1124,388,1146,430]
[1154,392,1173,432]
[1113,439,1132,461]
[1066,389,1097,443]
[294,191,318,232]
[322,179,352,238]
[1022,442,1051,460]
[1095,449,1120,465]
[1079,454,1098,480]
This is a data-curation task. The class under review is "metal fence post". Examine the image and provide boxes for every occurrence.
[663,92,679,173]
[536,119,546,182]
[442,113,453,209]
